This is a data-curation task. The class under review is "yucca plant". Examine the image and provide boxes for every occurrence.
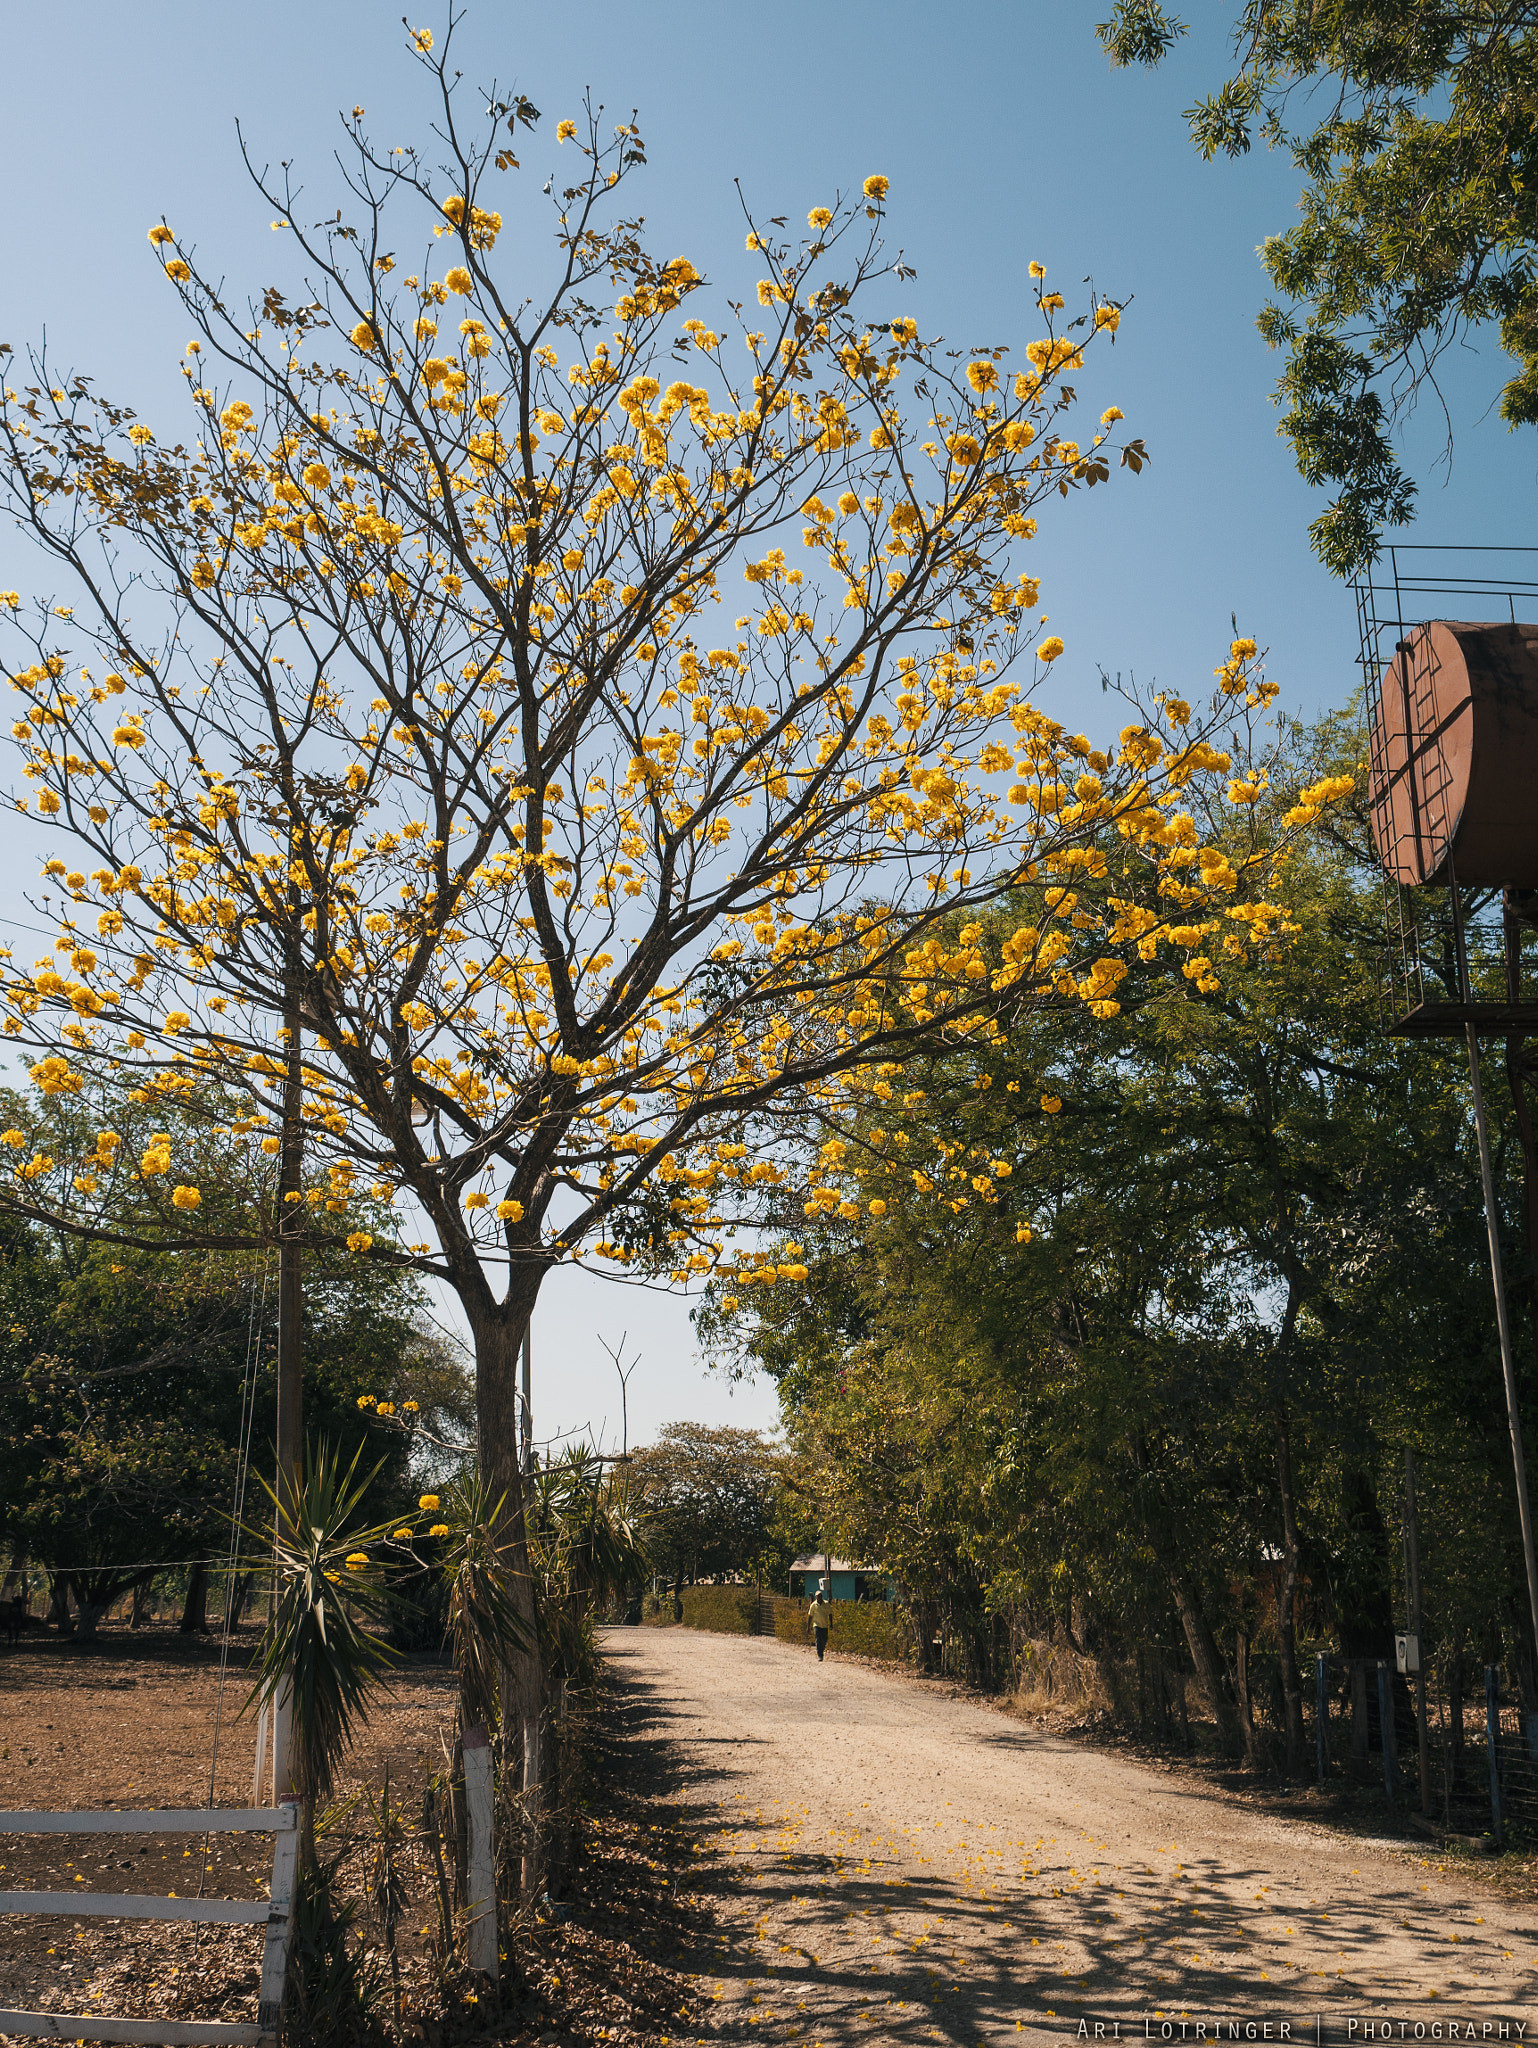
[527,1449,650,1892]
[427,1468,533,1732]
[246,1438,401,1867]
[531,1447,650,1674]
[362,1766,410,2029]
[285,1856,390,2047]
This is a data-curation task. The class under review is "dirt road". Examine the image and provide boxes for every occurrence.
[606,1627,1538,2046]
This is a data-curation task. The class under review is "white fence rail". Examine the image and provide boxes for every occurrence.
[0,1802,299,2048]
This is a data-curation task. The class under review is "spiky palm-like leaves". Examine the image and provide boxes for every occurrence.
[531,1447,650,1680]
[432,1469,533,1734]
[247,1439,400,1824]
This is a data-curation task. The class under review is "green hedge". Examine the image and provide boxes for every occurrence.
[641,1584,756,1635]
[634,1586,909,1657]
[770,1593,908,1661]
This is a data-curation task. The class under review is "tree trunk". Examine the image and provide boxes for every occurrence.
[1167,1572,1238,1751]
[180,1562,209,1634]
[1273,1411,1306,1773]
[1154,1650,1171,1742]
[546,1673,569,1896]
[1234,1626,1262,1770]
[1061,1574,1081,1653]
[468,1296,544,1911]
[130,1578,149,1629]
[1350,1659,1370,1758]
[47,1575,72,1634]
[225,1571,253,1631]
[1448,1641,1467,1796]
[1137,1645,1146,1739]
[1339,1465,1397,1662]
[913,1596,940,1674]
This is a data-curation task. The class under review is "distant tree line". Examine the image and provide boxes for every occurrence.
[625,1421,798,1590]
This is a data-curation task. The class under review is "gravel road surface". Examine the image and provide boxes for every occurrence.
[605,1627,1538,2047]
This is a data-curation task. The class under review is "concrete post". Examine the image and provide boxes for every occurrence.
[463,1723,498,1979]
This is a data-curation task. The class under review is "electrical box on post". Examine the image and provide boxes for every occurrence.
[1396,1632,1420,1675]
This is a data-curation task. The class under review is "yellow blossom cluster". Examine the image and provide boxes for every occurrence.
[0,82,1346,1313]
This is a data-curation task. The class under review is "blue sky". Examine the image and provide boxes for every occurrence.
[1,1,1532,1450]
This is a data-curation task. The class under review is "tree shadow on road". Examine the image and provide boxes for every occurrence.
[593,1633,1476,2045]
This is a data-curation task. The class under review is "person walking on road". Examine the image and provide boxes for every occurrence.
[809,1580,832,1662]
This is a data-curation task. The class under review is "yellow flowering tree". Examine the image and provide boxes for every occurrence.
[0,23,1329,1753]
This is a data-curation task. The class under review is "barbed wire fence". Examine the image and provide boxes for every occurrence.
[1305,1652,1538,1844]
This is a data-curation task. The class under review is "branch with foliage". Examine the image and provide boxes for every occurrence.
[1098,0,1538,572]
[701,725,1528,1720]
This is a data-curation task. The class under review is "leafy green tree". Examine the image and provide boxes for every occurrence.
[0,1087,465,1635]
[705,715,1538,1744]
[1096,0,1538,571]
[628,1421,788,1585]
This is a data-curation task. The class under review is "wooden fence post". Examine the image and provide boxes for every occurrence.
[256,1802,300,2042]
[271,1685,293,1802]
[251,1697,270,1807]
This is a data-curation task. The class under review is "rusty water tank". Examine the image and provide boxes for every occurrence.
[1369,619,1538,888]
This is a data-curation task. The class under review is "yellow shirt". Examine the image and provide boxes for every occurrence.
[809,1598,831,1628]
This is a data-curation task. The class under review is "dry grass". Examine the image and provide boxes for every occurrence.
[1006,1636,1122,1726]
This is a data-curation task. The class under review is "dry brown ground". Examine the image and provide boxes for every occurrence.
[0,1619,457,2035]
[8,1619,1538,2048]
[0,1619,704,2046]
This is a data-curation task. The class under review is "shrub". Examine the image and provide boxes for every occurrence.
[770,1594,908,1662]
[641,1584,756,1635]
[634,1585,909,1656]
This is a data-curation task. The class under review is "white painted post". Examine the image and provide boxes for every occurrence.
[461,1724,498,1978]
[256,1802,300,2042]
[270,1685,293,1801]
[251,1696,269,1806]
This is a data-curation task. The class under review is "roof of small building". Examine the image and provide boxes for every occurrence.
[789,1555,876,1574]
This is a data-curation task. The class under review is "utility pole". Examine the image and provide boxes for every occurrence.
[1466,1024,1538,1666]
[1404,1449,1431,1814]
[270,961,304,1801]
[275,967,304,1502]
[521,1319,533,1476]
